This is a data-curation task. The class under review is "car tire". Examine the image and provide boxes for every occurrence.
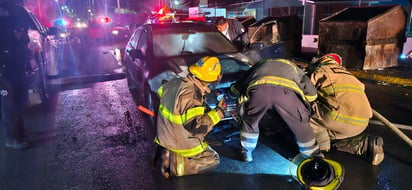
[125,65,137,90]
[27,54,49,107]
[38,53,50,105]
[144,83,158,128]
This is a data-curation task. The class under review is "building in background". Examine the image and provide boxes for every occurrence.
[20,0,412,36]
[206,0,411,36]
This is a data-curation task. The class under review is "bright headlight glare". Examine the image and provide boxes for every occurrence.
[75,22,88,28]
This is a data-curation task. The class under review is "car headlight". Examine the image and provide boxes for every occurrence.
[59,33,67,38]
[74,22,88,28]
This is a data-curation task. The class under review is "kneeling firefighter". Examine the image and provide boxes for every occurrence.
[307,53,384,166]
[154,56,226,178]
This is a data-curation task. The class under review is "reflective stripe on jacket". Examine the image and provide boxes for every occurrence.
[239,58,317,104]
[310,62,372,127]
[155,76,224,156]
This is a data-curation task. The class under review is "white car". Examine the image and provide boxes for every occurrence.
[14,6,61,106]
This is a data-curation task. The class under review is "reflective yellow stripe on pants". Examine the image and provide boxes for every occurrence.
[154,138,208,176]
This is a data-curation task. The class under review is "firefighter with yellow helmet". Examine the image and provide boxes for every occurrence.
[155,56,226,178]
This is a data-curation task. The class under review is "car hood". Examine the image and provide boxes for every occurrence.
[147,52,253,93]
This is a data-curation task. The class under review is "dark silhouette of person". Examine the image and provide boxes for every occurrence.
[0,1,30,149]
[214,17,248,50]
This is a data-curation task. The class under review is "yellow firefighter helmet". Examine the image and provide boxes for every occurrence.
[297,157,344,190]
[189,56,221,82]
[290,153,344,190]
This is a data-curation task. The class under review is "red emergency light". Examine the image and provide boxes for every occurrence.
[100,17,112,23]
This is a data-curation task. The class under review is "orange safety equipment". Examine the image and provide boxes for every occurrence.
[189,56,221,82]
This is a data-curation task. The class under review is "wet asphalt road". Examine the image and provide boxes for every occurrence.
[0,41,411,190]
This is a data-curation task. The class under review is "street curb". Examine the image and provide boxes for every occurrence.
[48,73,126,86]
[350,70,412,87]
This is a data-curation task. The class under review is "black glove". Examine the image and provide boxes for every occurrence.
[229,83,240,98]
[310,101,319,116]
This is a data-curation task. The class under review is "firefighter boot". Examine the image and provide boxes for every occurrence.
[332,134,384,166]
[332,133,367,155]
[160,149,171,178]
[5,139,30,149]
[314,129,331,153]
[240,148,253,162]
[365,136,384,166]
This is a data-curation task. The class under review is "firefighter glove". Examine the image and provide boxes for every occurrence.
[229,83,240,98]
[216,97,227,115]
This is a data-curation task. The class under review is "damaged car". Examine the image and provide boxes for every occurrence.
[124,19,285,126]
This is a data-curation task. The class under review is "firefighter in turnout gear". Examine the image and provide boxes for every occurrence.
[230,58,322,162]
[308,53,384,166]
[155,56,225,178]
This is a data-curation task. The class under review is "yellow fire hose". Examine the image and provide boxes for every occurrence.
[372,109,412,148]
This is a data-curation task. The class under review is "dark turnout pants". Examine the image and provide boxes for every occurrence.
[240,85,318,155]
[1,77,28,142]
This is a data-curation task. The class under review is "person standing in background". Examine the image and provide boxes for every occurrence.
[214,17,248,50]
[0,1,30,149]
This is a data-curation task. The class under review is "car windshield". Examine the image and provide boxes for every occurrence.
[152,30,238,57]
[220,58,250,74]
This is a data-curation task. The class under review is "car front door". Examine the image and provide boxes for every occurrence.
[131,28,149,90]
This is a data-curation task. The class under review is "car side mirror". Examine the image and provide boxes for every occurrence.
[128,49,143,59]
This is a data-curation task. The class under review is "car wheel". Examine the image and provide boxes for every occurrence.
[38,54,50,105]
[125,65,137,90]
[27,54,49,107]
[144,83,158,128]
[46,44,60,77]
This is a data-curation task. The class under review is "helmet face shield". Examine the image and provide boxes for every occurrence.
[300,157,335,187]
[290,153,344,190]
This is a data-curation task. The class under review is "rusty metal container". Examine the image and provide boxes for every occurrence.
[248,15,302,57]
[318,5,407,70]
